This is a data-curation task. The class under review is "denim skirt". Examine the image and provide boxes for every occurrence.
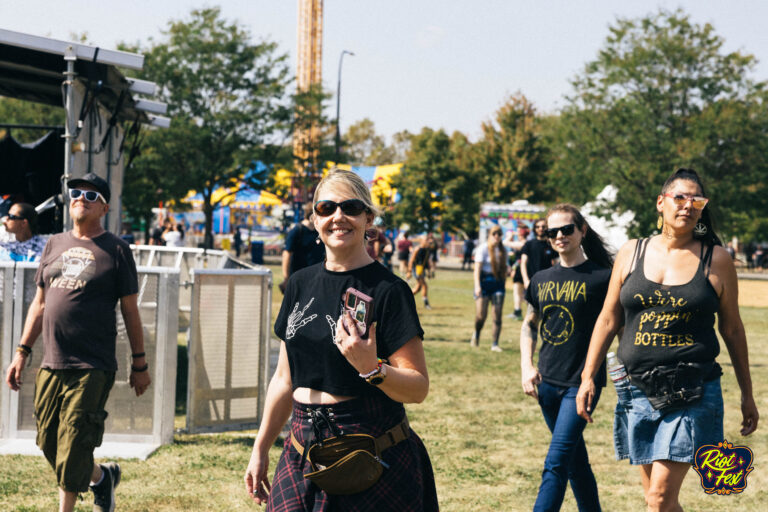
[613,377,723,465]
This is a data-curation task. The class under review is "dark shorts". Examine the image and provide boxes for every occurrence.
[479,272,505,298]
[512,266,523,284]
[397,251,409,262]
[267,396,438,511]
[34,368,115,492]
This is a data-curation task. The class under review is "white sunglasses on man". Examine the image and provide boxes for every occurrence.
[69,188,107,203]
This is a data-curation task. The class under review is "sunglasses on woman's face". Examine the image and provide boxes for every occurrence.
[663,193,709,210]
[313,199,369,217]
[545,224,576,239]
[69,188,106,203]
[5,214,25,221]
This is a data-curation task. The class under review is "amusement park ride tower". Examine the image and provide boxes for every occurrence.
[293,0,323,204]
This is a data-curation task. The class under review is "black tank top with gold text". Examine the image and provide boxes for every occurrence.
[618,238,720,378]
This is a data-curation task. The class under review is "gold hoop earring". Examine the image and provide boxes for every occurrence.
[657,216,663,230]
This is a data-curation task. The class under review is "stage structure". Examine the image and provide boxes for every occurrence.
[0,29,170,233]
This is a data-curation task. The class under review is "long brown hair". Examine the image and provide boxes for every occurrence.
[487,226,507,280]
[546,203,614,268]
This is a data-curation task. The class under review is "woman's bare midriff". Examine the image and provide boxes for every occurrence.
[293,387,357,404]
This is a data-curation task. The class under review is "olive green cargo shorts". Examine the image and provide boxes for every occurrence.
[34,368,115,492]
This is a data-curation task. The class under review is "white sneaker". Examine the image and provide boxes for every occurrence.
[470,334,479,348]
[490,345,503,352]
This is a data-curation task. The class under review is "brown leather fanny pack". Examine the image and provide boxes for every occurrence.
[291,416,410,495]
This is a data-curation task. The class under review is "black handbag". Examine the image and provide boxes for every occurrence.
[633,361,720,411]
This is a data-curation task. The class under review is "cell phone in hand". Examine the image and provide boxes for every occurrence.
[343,287,374,338]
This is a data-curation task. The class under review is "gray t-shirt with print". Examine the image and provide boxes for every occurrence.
[35,231,138,371]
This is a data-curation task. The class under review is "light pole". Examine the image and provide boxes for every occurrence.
[335,50,354,163]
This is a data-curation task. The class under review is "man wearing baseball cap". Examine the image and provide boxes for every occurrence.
[5,172,150,512]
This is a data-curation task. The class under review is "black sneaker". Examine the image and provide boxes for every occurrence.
[91,462,121,512]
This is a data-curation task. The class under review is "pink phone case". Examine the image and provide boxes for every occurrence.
[344,287,374,338]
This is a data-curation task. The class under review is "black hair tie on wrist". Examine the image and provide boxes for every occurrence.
[131,352,146,358]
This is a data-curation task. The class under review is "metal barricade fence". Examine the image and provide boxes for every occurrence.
[0,247,273,455]
[131,245,275,433]
[130,245,256,322]
[0,262,179,459]
[187,269,272,433]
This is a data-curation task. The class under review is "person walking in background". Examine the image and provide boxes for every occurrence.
[149,218,168,246]
[366,218,393,269]
[576,168,759,511]
[471,226,507,352]
[408,236,433,310]
[244,168,437,511]
[461,234,475,271]
[426,232,439,278]
[281,204,325,292]
[0,202,47,261]
[162,222,184,247]
[521,204,614,511]
[233,228,243,257]
[521,219,556,290]
[504,223,529,320]
[744,241,756,269]
[4,173,150,512]
[396,230,412,275]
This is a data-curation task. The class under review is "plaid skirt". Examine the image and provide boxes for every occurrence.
[267,395,439,512]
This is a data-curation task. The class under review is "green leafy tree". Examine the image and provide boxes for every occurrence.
[391,128,465,232]
[123,7,290,247]
[552,8,768,238]
[121,121,205,242]
[473,93,552,204]
[438,131,482,236]
[0,97,64,143]
[388,130,414,164]
[343,118,396,165]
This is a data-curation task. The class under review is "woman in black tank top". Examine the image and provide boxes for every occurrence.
[575,168,759,511]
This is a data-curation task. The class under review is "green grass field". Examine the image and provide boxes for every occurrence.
[1,265,766,511]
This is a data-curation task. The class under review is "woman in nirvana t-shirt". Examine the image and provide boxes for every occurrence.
[520,203,614,511]
[244,168,437,511]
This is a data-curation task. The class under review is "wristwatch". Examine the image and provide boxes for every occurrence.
[365,363,388,386]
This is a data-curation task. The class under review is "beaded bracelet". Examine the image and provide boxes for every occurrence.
[359,358,384,379]
[131,363,149,372]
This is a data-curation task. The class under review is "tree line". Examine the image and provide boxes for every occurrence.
[1,8,767,245]
[386,9,768,243]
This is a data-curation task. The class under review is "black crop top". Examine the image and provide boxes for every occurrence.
[618,238,720,378]
[275,261,424,397]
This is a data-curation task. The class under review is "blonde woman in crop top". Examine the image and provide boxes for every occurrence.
[244,169,437,511]
[575,168,758,511]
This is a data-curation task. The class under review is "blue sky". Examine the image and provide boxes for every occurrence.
[3,1,768,141]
